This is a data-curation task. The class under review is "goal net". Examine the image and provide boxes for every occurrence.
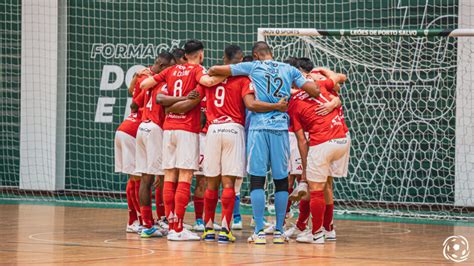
[258,28,474,220]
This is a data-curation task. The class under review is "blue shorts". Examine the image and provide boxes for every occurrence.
[246,129,289,180]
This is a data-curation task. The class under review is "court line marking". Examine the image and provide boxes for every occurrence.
[27,232,155,263]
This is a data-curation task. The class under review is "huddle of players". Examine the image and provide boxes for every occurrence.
[115,39,350,244]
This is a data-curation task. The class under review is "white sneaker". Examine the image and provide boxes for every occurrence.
[324,229,336,241]
[156,219,169,230]
[296,230,325,244]
[126,220,140,233]
[213,223,221,231]
[231,219,242,230]
[193,219,205,232]
[136,225,145,234]
[289,182,309,201]
[167,228,201,241]
[263,224,275,235]
[183,223,192,230]
[284,225,305,238]
[166,230,177,240]
[154,224,168,236]
[250,218,272,228]
[247,231,266,244]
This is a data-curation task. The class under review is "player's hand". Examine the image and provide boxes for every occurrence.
[152,178,161,188]
[137,68,153,77]
[315,101,336,116]
[275,97,289,112]
[187,90,200,100]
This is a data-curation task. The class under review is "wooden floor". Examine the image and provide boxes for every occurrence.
[0,204,472,265]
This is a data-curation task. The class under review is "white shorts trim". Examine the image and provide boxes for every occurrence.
[204,123,246,177]
[307,137,350,182]
[194,133,206,176]
[114,131,141,176]
[162,130,199,170]
[135,122,164,175]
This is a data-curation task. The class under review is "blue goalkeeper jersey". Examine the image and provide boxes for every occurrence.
[230,60,307,130]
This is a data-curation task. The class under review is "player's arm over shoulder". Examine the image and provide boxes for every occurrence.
[292,66,320,98]
[165,86,204,114]
[197,66,226,87]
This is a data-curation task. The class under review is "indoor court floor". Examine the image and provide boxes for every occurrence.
[0,204,472,265]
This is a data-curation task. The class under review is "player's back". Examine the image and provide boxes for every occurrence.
[142,83,166,128]
[289,90,346,146]
[204,76,253,127]
[231,60,304,131]
[157,63,206,97]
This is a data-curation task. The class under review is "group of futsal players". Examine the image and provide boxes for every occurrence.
[114,39,350,244]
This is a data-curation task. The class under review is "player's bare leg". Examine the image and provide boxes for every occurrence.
[163,169,179,233]
[125,175,141,233]
[296,181,326,244]
[192,174,206,231]
[202,175,221,241]
[323,176,336,240]
[286,174,298,217]
[218,175,236,243]
[167,169,200,241]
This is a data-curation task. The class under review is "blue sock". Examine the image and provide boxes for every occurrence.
[233,194,241,219]
[274,191,289,232]
[250,189,265,233]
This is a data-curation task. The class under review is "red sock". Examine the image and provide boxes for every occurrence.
[286,187,294,214]
[163,181,177,231]
[204,189,219,228]
[155,186,165,219]
[220,188,235,231]
[126,179,138,225]
[310,191,326,234]
[140,205,154,229]
[174,182,191,233]
[193,195,204,220]
[323,204,334,231]
[131,180,142,224]
[296,199,310,231]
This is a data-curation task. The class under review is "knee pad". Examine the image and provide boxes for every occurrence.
[274,177,289,193]
[250,175,266,192]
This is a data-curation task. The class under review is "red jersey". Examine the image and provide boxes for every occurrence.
[117,112,141,138]
[142,82,166,128]
[288,79,346,146]
[133,68,155,107]
[153,63,207,133]
[203,76,254,127]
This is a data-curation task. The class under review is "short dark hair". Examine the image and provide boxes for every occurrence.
[184,40,204,54]
[242,55,253,62]
[298,57,314,73]
[224,45,243,61]
[284,57,298,67]
[171,48,185,60]
[158,51,175,63]
[252,41,271,55]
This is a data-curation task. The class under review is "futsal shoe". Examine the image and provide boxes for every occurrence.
[140,227,163,238]
[273,230,289,244]
[284,225,307,238]
[218,230,236,244]
[193,218,205,232]
[183,223,193,230]
[296,230,325,244]
[264,224,275,235]
[231,216,243,230]
[167,228,201,241]
[213,223,222,231]
[324,229,336,241]
[288,182,309,201]
[155,218,169,230]
[202,228,216,241]
[166,230,177,240]
[126,220,140,233]
[247,230,267,245]
[136,225,145,234]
